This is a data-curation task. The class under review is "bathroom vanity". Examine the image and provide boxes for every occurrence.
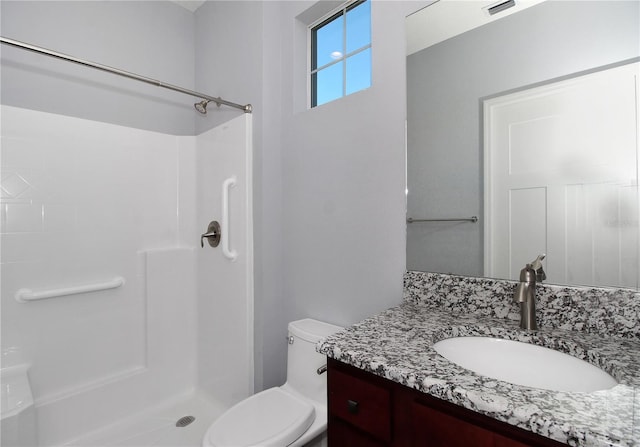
[318,272,640,447]
[327,358,562,446]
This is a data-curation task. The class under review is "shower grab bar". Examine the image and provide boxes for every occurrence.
[0,36,252,114]
[15,277,125,303]
[222,176,238,261]
[407,216,478,223]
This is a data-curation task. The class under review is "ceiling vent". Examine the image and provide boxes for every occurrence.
[485,0,516,16]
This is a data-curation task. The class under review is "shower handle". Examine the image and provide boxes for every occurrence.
[201,221,221,248]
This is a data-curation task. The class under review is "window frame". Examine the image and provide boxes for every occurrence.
[308,0,371,108]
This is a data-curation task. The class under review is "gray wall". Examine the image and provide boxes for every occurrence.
[0,1,196,135]
[194,1,263,134]
[406,0,640,276]
[274,0,412,387]
[208,0,417,390]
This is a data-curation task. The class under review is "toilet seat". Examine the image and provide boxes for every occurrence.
[205,387,315,447]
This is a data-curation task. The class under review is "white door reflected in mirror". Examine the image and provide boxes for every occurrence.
[484,62,640,288]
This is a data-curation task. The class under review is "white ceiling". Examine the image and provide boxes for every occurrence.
[171,0,545,46]
[170,0,206,12]
[406,0,546,55]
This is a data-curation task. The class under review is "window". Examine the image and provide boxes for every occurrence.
[310,0,371,108]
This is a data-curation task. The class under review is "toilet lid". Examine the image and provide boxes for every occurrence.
[207,388,315,447]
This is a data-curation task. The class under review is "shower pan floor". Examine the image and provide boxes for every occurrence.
[64,392,224,447]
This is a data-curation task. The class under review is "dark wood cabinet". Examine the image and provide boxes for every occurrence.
[328,368,391,442]
[327,358,565,447]
[329,418,389,447]
[406,399,531,447]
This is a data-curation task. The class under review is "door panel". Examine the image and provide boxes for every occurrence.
[485,62,639,287]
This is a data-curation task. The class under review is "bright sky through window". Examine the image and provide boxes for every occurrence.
[311,0,371,107]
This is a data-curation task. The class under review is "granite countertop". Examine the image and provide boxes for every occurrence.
[317,302,640,447]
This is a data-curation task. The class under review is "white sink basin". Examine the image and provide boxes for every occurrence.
[433,336,618,392]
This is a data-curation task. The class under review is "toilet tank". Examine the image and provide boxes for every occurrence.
[286,319,342,404]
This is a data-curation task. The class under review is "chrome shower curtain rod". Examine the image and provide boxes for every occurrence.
[0,36,252,114]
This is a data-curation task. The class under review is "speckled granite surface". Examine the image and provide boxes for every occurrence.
[404,271,640,339]
[318,272,640,446]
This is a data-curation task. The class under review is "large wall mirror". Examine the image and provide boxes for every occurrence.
[406,0,640,288]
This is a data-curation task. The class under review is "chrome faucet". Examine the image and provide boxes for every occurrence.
[513,254,546,330]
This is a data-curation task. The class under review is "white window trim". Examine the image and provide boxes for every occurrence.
[307,0,371,108]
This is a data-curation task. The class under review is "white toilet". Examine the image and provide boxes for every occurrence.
[202,318,342,447]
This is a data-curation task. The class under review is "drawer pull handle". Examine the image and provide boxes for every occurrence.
[347,399,359,414]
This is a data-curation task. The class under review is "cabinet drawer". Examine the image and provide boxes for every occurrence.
[328,418,389,447]
[328,367,391,442]
[410,397,539,447]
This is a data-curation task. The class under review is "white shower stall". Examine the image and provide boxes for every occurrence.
[0,104,254,445]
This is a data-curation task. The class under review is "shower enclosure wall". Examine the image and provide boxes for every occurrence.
[0,4,254,443]
[1,107,254,446]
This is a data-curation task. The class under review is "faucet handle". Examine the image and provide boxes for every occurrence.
[530,254,546,282]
